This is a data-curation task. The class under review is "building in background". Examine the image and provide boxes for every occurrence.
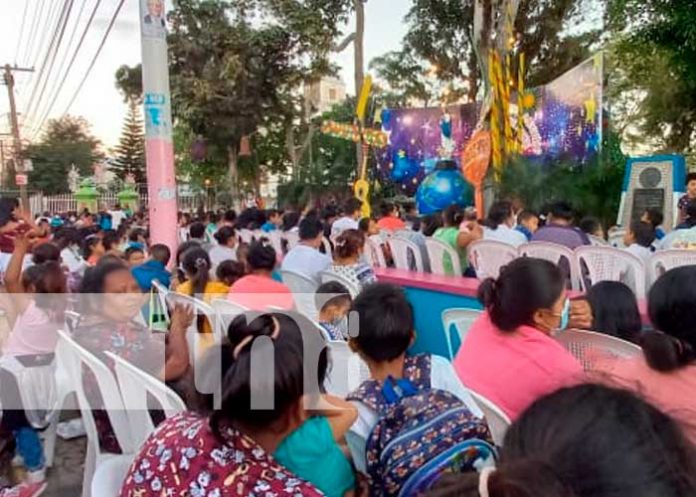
[304,77,347,116]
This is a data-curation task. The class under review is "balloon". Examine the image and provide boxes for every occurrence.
[416,160,474,215]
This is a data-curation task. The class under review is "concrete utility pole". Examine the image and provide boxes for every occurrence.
[2,64,34,209]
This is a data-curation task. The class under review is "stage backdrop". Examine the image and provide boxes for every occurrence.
[376,55,603,197]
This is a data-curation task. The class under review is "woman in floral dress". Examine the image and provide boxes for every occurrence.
[120,312,327,497]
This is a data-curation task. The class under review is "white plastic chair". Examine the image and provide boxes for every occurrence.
[106,352,186,448]
[426,238,463,276]
[518,242,582,290]
[468,389,511,447]
[211,298,249,336]
[90,454,135,497]
[468,240,518,280]
[554,329,643,371]
[164,292,220,365]
[267,230,284,255]
[151,279,170,323]
[387,237,425,272]
[320,270,361,298]
[441,308,482,360]
[280,269,320,319]
[575,246,647,299]
[364,237,387,268]
[650,250,696,280]
[56,330,135,497]
[324,340,371,397]
[282,231,300,252]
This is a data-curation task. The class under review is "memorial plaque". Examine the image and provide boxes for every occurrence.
[631,189,665,224]
[618,155,686,230]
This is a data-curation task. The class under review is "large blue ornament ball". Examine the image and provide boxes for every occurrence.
[416,167,474,215]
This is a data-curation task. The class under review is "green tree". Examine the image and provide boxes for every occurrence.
[167,0,355,202]
[111,100,146,184]
[499,129,627,228]
[607,0,696,154]
[115,64,143,104]
[27,116,103,194]
[374,0,601,106]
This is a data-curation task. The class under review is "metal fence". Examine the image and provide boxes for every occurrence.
[0,185,223,215]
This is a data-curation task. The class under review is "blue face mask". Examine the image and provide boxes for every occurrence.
[559,298,571,331]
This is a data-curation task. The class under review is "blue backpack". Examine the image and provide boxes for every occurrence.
[347,355,496,497]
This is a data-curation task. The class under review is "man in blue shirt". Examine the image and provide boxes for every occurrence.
[261,209,282,232]
[132,243,172,291]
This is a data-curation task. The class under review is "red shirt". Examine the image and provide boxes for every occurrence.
[377,216,406,231]
[120,412,322,497]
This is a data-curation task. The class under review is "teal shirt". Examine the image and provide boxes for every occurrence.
[275,417,355,497]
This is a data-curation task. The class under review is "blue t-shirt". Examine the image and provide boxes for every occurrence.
[515,225,533,241]
[261,221,278,233]
[132,260,172,292]
[275,417,355,497]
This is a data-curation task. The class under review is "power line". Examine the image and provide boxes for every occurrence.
[61,0,126,117]
[25,0,75,125]
[23,0,69,116]
[28,0,61,68]
[22,0,47,65]
[14,0,31,65]
[31,0,96,136]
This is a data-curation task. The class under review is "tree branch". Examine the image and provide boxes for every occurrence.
[333,33,356,53]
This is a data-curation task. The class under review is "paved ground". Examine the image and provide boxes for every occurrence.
[44,436,85,497]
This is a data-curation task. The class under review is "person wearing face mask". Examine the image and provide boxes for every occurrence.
[315,281,352,341]
[453,258,584,420]
[482,200,528,248]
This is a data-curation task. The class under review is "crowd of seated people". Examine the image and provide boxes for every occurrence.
[0,194,695,497]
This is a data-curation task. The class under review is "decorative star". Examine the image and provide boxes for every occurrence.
[398,149,406,158]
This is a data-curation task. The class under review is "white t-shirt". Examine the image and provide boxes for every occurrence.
[331,216,359,238]
[281,245,332,285]
[208,245,237,272]
[109,209,126,229]
[625,244,652,266]
[346,354,484,473]
[483,225,528,248]
[61,246,86,274]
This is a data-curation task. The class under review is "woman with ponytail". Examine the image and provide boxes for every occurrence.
[176,247,229,333]
[228,238,294,310]
[425,384,696,497]
[453,258,583,420]
[595,266,696,441]
[121,312,333,497]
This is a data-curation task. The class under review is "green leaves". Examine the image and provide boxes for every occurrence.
[27,117,103,194]
[607,0,696,154]
[111,100,146,184]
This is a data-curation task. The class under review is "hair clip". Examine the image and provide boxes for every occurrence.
[232,316,281,359]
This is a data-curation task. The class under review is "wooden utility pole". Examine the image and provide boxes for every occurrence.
[2,64,34,209]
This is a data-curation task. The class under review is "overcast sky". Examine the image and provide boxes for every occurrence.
[0,0,410,149]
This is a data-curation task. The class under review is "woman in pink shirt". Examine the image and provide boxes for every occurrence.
[594,266,696,442]
[454,258,583,420]
[229,239,294,310]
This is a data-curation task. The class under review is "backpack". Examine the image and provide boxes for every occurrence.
[347,355,496,497]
